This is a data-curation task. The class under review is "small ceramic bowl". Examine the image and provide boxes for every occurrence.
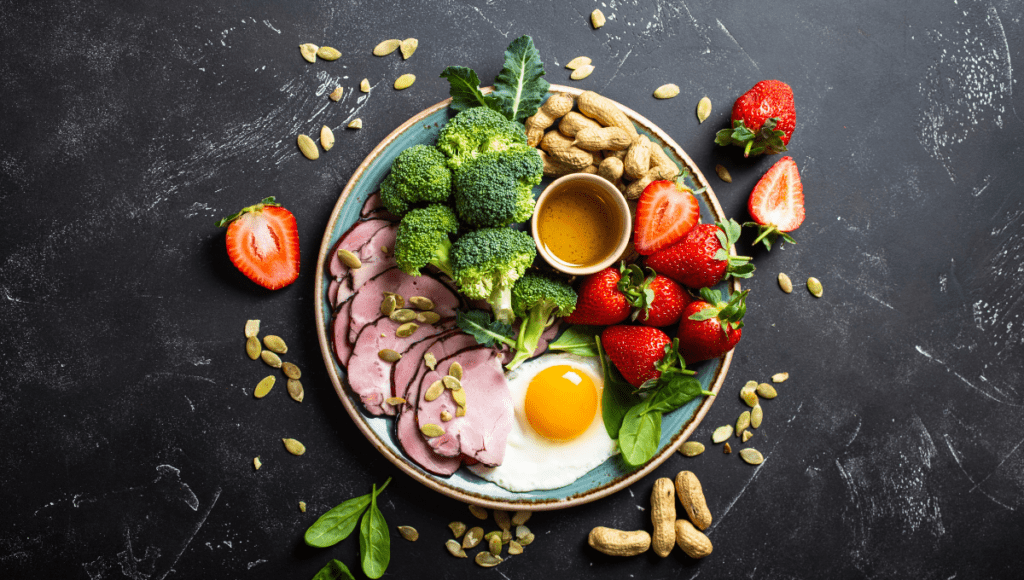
[531,173,632,276]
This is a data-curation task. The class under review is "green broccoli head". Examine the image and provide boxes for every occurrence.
[379,144,452,216]
[506,272,578,370]
[394,204,460,277]
[453,146,543,228]
[451,227,537,324]
[436,107,528,171]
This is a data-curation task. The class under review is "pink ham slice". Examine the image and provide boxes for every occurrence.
[327,279,340,307]
[416,347,512,466]
[349,268,459,343]
[331,300,355,366]
[351,224,398,291]
[328,218,392,279]
[361,192,398,220]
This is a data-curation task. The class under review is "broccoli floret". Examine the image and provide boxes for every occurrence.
[394,204,460,277]
[436,107,528,171]
[453,146,543,228]
[379,145,452,216]
[506,272,578,370]
[451,227,537,324]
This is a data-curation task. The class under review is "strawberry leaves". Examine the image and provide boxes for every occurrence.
[744,221,797,251]
[215,196,279,227]
[616,263,657,322]
[715,117,789,157]
[712,219,755,279]
[689,288,750,333]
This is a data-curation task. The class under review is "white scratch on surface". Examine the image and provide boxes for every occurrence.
[914,346,1020,406]
[943,434,1016,511]
[716,19,760,71]
[262,20,281,34]
[156,488,222,580]
[600,49,633,91]
[968,435,1024,492]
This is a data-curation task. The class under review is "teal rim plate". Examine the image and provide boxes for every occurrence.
[314,85,737,511]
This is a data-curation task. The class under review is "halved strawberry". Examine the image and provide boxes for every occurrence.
[746,156,804,250]
[634,179,700,255]
[216,197,300,290]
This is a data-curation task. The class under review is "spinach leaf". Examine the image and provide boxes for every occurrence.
[618,404,662,467]
[548,325,602,357]
[439,66,498,113]
[596,337,642,439]
[311,559,355,580]
[456,310,515,348]
[304,478,391,548]
[645,375,714,415]
[492,35,549,122]
[359,483,390,579]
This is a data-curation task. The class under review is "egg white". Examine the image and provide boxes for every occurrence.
[467,353,618,492]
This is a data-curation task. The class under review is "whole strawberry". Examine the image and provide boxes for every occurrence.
[746,156,805,250]
[601,326,672,387]
[645,219,754,290]
[564,266,631,326]
[715,80,795,157]
[613,264,689,327]
[677,288,750,364]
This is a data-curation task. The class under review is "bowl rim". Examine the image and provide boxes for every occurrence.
[314,84,739,511]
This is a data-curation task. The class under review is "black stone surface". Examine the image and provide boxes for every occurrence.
[2,0,1022,578]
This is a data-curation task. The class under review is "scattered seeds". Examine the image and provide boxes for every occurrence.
[420,423,444,438]
[320,125,335,151]
[736,411,751,435]
[448,362,464,381]
[508,540,524,555]
[348,118,362,129]
[446,539,467,558]
[299,43,318,63]
[244,319,260,338]
[409,296,434,310]
[740,384,758,407]
[360,78,370,92]
[591,8,606,28]
[417,311,441,324]
[501,528,512,543]
[653,84,680,99]
[264,335,288,354]
[488,535,502,556]
[378,349,402,363]
[680,441,706,457]
[723,442,732,454]
[443,376,462,391]
[570,64,595,80]
[329,86,343,101]
[396,322,419,338]
[469,505,488,520]
[756,383,777,399]
[462,526,484,549]
[712,425,733,443]
[390,308,417,323]
[742,430,753,443]
[317,46,341,61]
[282,438,306,456]
[297,134,319,160]
[386,397,406,407]
[772,372,790,383]
[394,74,416,90]
[750,405,764,430]
[778,272,793,293]
[246,336,261,360]
[338,248,362,269]
[455,406,467,417]
[440,410,452,422]
[261,351,282,368]
[380,295,396,317]
[565,56,591,70]
[715,164,733,183]
[697,96,712,123]
[253,457,262,470]
[400,38,418,59]
[383,292,404,308]
[493,510,510,531]
[449,521,467,538]
[740,448,764,465]
[424,380,444,402]
[484,531,503,544]
[397,526,419,541]
[424,352,437,370]
[515,525,534,545]
[475,552,502,567]
[299,501,307,512]
[280,362,300,380]
[807,277,823,298]
[511,511,532,526]
[254,375,276,398]
[287,379,304,402]
[451,388,467,407]
[373,39,401,56]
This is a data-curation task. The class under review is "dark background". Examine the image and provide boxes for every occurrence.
[2,0,1022,578]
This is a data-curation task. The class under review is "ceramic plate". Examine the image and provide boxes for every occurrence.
[315,85,737,510]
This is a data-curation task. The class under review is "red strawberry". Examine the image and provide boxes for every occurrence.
[715,80,795,157]
[216,197,300,290]
[615,264,691,327]
[645,219,754,290]
[634,179,700,255]
[746,156,804,250]
[677,288,749,364]
[601,326,672,387]
[564,266,631,326]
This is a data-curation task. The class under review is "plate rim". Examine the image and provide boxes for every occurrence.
[314,84,739,511]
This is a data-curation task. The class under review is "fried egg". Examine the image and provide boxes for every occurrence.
[467,353,617,491]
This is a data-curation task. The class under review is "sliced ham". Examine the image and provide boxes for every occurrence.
[328,218,392,279]
[352,224,398,291]
[331,300,355,366]
[360,192,398,220]
[349,268,460,343]
[327,279,339,307]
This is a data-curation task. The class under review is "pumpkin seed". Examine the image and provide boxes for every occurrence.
[488,535,502,556]
[680,441,705,457]
[253,457,262,470]
[397,525,418,541]
[712,425,733,443]
[246,336,261,360]
[501,528,512,543]
[400,38,418,59]
[455,406,466,417]
[244,319,260,338]
[570,64,595,80]
[742,430,753,442]
[348,118,362,129]
[396,322,419,338]
[653,83,680,99]
[378,349,401,363]
[740,448,764,465]
[287,379,304,402]
[338,248,362,269]
[772,372,789,383]
[715,164,732,183]
[451,388,467,407]
[408,296,433,310]
[386,397,406,407]
[443,375,462,391]
[360,78,370,92]
[751,404,763,429]
[508,540,524,555]
[493,510,510,531]
[511,511,532,526]
[462,526,484,549]
[261,351,282,368]
[282,362,301,380]
[381,245,388,254]
[778,272,793,293]
[394,74,416,90]
[383,292,404,309]
[299,501,307,512]
[475,552,502,567]
[565,56,591,70]
[373,39,401,56]
[469,505,488,520]
[697,96,712,123]
[484,530,503,543]
[254,375,276,398]
[723,442,732,453]
[449,521,467,538]
[282,438,306,456]
[807,277,823,298]
[320,125,335,151]
[417,311,441,324]
[445,539,467,558]
[299,43,318,63]
[591,8,606,28]
[515,525,534,545]
[317,46,341,61]
[740,384,758,407]
[297,134,319,160]
[329,86,343,101]
[420,423,444,438]
[425,381,444,402]
[424,352,437,370]
[736,411,750,435]
[390,308,417,323]
[380,295,396,317]
[449,362,463,381]
[440,410,452,422]
[264,335,288,354]
[757,383,777,399]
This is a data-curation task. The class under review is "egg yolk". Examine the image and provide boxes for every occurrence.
[524,365,599,441]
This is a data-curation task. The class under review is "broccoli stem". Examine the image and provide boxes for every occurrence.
[489,284,515,325]
[430,239,455,278]
[506,301,556,370]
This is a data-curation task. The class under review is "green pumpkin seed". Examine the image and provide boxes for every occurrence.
[697,96,712,123]
[756,383,778,399]
[475,552,502,568]
[390,308,417,323]
[715,164,732,183]
[742,430,753,442]
[807,277,823,298]
[680,441,705,457]
[653,83,680,99]
[772,372,789,383]
[462,526,484,549]
[493,510,510,531]
[253,457,262,470]
[246,336,261,360]
[287,379,304,402]
[383,292,404,309]
[424,380,444,402]
[408,296,434,310]
[723,442,732,454]
[736,411,751,435]
[348,118,362,129]
[399,38,418,59]
[380,295,396,317]
[254,375,276,398]
[740,384,759,407]
[360,78,370,92]
[299,501,307,512]
[320,125,335,151]
[396,322,418,338]
[778,272,793,293]
[488,535,502,556]
[449,521,467,538]
[264,335,288,354]
[469,505,488,520]
[440,410,452,422]
[449,362,463,381]
[329,86,343,101]
[445,539,467,558]
[261,351,282,368]
[373,39,401,56]
[282,438,305,455]
[511,511,531,526]
[299,43,318,63]
[397,525,418,541]
[338,248,361,269]
[751,404,763,429]
[417,311,441,324]
[508,540,524,555]
[394,74,416,90]
[244,319,260,338]
[455,406,466,417]
[515,525,534,545]
[297,134,319,160]
[565,56,591,70]
[591,8,606,28]
[424,352,437,370]
[420,423,444,438]
[317,46,341,61]
[378,349,401,363]
[570,64,595,80]
[712,425,733,443]
[740,448,764,465]
[282,362,301,380]
[451,388,467,407]
[386,396,406,406]
[443,376,462,391]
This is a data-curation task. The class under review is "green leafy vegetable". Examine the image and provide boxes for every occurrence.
[548,325,602,357]
[304,477,391,548]
[492,36,550,122]
[618,403,662,467]
[359,483,390,579]
[596,337,642,440]
[456,310,516,348]
[311,559,356,580]
[645,374,713,414]
[439,66,498,113]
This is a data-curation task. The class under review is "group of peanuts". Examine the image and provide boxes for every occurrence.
[525,90,681,200]
[588,471,713,559]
